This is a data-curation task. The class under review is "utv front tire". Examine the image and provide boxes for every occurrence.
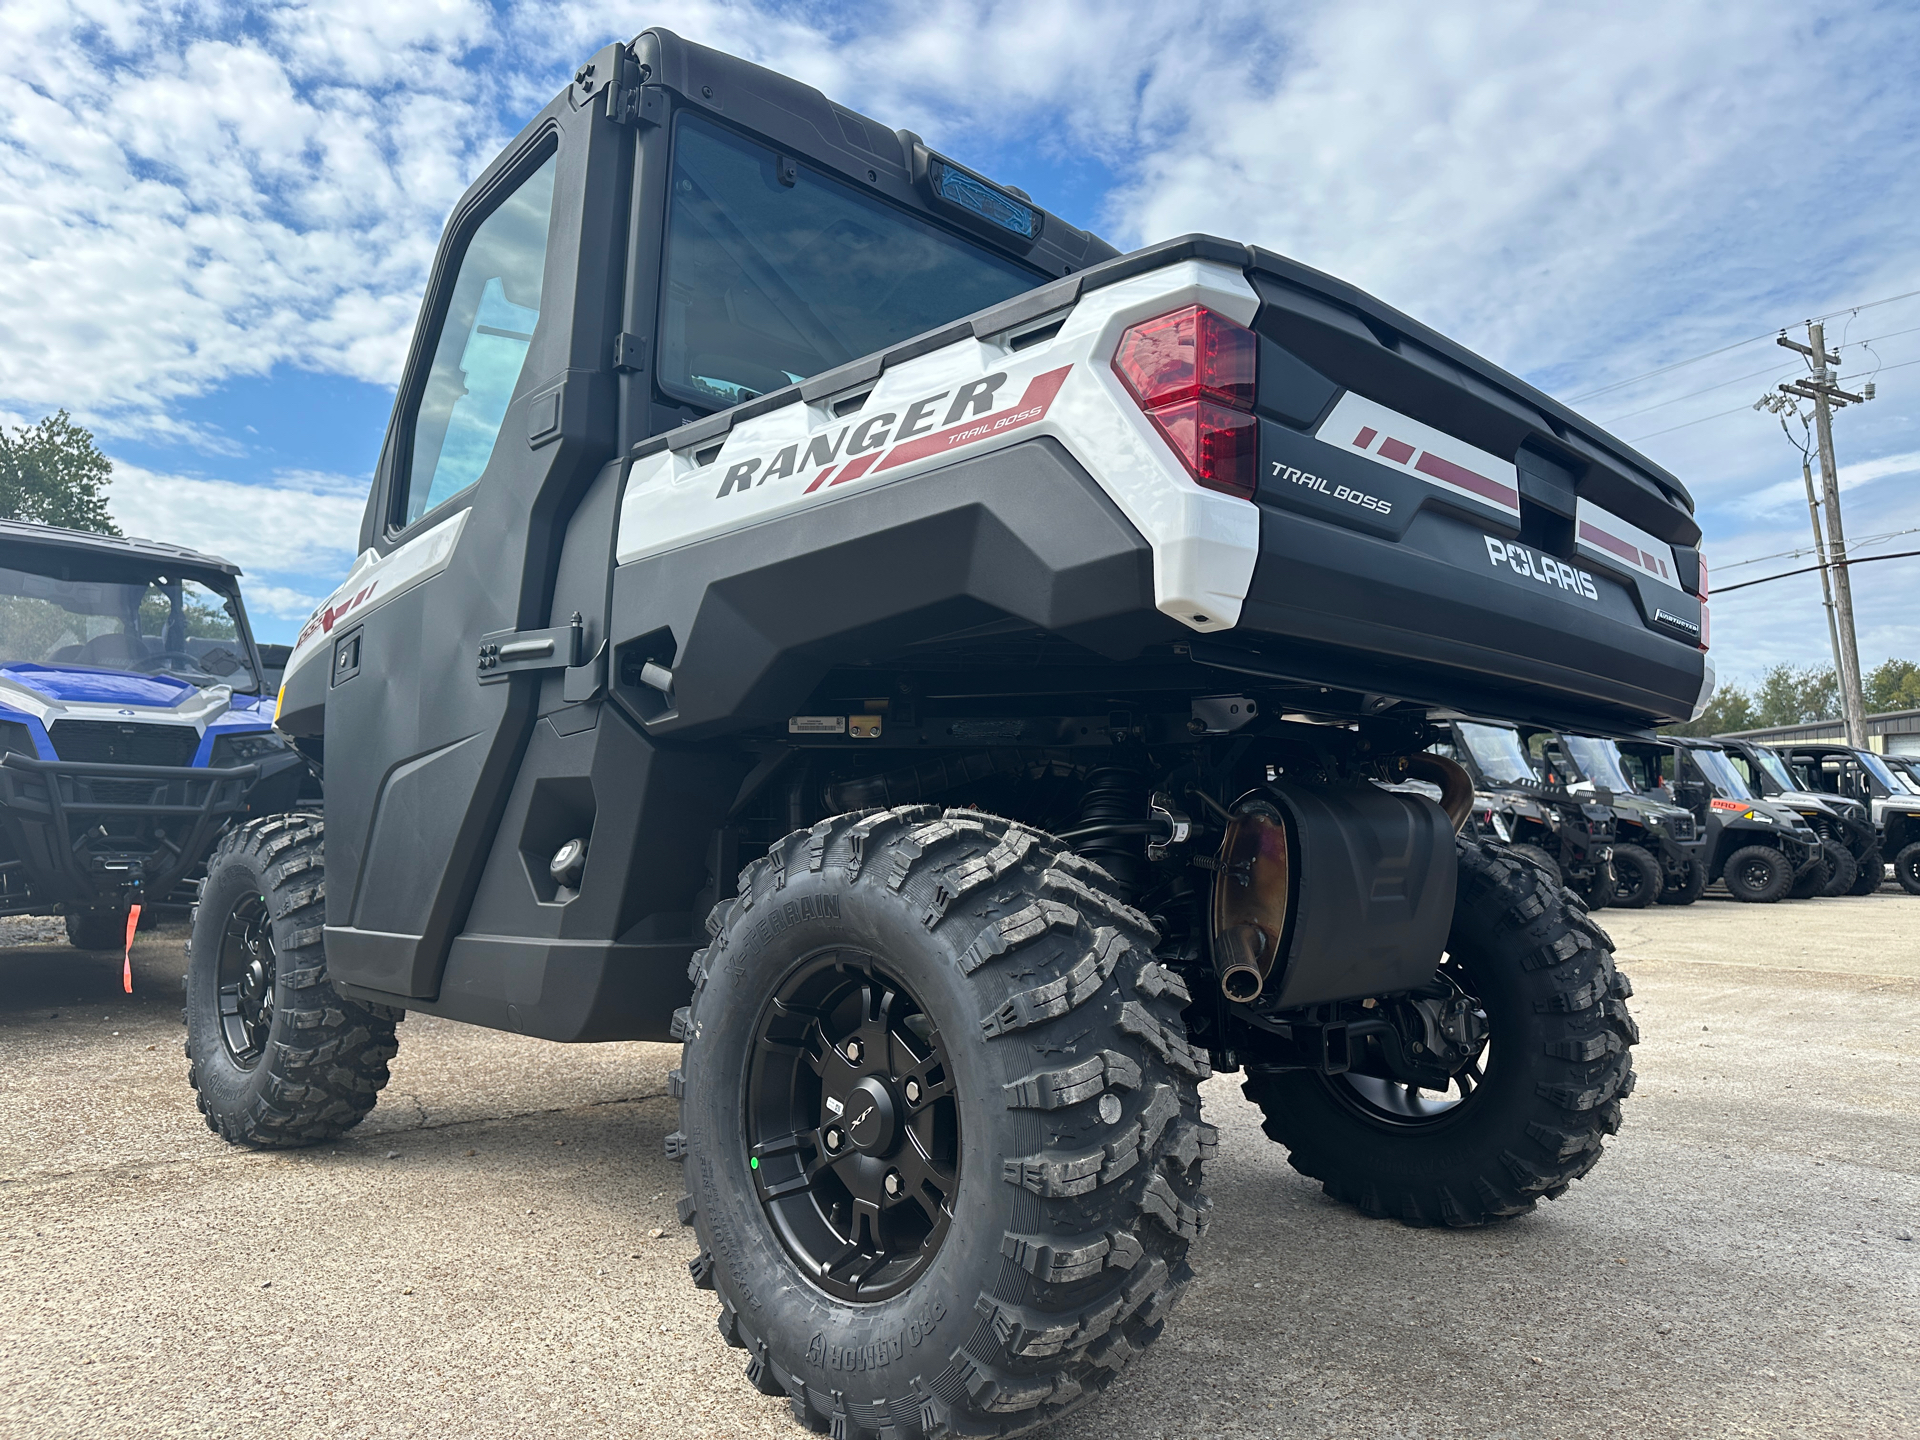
[673,807,1211,1438]
[65,907,129,950]
[1722,845,1791,903]
[1608,843,1662,908]
[1245,837,1636,1227]
[1787,852,1830,900]
[1507,842,1562,890]
[184,814,399,1147]
[1849,846,1885,895]
[1656,860,1707,905]
[1895,841,1920,896]
[1818,842,1859,897]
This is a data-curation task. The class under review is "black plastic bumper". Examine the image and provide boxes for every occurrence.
[0,751,295,911]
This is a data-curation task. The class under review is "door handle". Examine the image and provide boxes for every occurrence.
[477,614,583,683]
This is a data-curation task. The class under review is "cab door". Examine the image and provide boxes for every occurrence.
[320,51,632,998]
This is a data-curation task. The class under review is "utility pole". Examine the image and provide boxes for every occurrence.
[1777,322,1871,748]
[1798,455,1845,680]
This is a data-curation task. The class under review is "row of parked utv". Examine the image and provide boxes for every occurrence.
[1432,718,1920,906]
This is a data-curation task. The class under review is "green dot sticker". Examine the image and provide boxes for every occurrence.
[749,1156,760,1170]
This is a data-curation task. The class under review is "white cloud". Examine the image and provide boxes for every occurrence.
[107,465,365,577]
[243,582,325,621]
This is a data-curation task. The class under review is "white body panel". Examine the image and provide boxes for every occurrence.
[614,260,1263,632]
[283,508,472,688]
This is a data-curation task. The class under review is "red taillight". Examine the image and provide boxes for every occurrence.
[1114,305,1259,498]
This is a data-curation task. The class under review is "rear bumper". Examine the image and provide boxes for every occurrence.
[1223,478,1708,732]
[0,751,300,910]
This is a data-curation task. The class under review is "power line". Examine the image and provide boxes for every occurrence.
[1622,353,1920,443]
[1717,526,1920,572]
[1715,548,1920,595]
[1566,284,1920,404]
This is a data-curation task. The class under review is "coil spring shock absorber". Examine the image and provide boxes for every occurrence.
[1071,767,1149,896]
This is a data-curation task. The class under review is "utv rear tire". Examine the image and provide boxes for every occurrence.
[1655,860,1707,906]
[1722,845,1791,903]
[184,814,400,1147]
[1507,843,1562,890]
[1849,847,1885,895]
[672,807,1210,1439]
[1245,837,1636,1227]
[1895,842,1920,896]
[1609,844,1662,908]
[65,907,129,951]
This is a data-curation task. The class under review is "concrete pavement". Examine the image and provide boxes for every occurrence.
[1,894,1915,1439]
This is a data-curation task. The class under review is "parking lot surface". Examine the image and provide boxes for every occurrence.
[2,892,1915,1439]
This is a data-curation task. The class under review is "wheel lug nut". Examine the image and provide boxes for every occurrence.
[823,1126,843,1153]
[903,1079,921,1105]
[883,1170,902,1198]
[845,1040,863,1064]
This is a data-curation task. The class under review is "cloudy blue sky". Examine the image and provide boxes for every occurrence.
[2,1,1918,676]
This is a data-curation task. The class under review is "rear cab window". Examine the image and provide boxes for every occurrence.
[658,115,1041,410]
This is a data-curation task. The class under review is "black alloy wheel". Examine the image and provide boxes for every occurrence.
[1245,837,1637,1227]
[1722,844,1791,903]
[746,952,960,1303]
[1896,841,1920,897]
[1609,843,1663,908]
[216,892,277,1067]
[185,815,399,1147]
[1325,960,1490,1129]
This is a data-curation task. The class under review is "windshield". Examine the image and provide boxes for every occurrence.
[1747,745,1800,793]
[1856,749,1914,794]
[660,115,1044,409]
[1560,735,1634,792]
[1887,757,1920,794]
[0,564,258,693]
[1689,745,1752,800]
[1457,723,1541,786]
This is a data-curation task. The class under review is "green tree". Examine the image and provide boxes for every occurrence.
[1865,657,1920,713]
[1667,681,1757,737]
[0,410,119,534]
[1750,662,1839,727]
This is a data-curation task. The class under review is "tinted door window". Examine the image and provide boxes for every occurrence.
[398,153,559,528]
[659,116,1040,408]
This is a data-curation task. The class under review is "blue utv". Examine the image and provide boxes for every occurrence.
[0,520,306,949]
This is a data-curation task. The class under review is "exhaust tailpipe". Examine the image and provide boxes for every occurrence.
[1406,752,1473,832]
[1210,802,1290,1003]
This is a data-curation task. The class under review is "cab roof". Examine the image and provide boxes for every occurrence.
[0,518,241,579]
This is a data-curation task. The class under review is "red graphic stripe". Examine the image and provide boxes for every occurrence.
[803,467,836,493]
[1353,426,1378,448]
[874,366,1073,475]
[829,452,881,486]
[1640,549,1660,572]
[1414,450,1519,509]
[1377,436,1415,465]
[1579,520,1642,564]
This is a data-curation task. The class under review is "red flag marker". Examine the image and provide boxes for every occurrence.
[122,903,141,994]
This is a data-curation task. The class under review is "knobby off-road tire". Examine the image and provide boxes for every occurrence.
[1655,859,1707,906]
[65,907,129,950]
[1608,843,1662,908]
[1507,842,1562,890]
[671,806,1212,1440]
[1819,842,1859,898]
[1245,837,1636,1227]
[1722,844,1791,903]
[1788,851,1831,900]
[184,815,400,1147]
[1894,841,1920,897]
[1849,846,1885,895]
